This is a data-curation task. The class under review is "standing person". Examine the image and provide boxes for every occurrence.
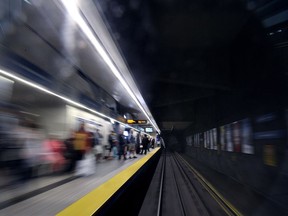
[147,137,151,152]
[151,138,155,149]
[118,130,127,160]
[73,123,88,161]
[43,134,66,173]
[94,129,103,162]
[140,134,149,155]
[107,131,116,159]
[87,130,96,149]
[63,131,76,172]
[74,123,96,176]
[128,130,137,159]
[137,133,143,154]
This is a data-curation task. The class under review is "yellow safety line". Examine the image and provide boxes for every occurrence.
[176,153,243,216]
[57,148,161,216]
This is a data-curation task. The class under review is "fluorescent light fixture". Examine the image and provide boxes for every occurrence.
[20,111,40,117]
[0,68,140,132]
[60,0,160,133]
[0,75,14,83]
[73,115,102,126]
[24,0,32,5]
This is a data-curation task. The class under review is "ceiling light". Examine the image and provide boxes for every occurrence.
[20,111,40,117]
[0,75,14,83]
[0,68,140,133]
[59,0,160,134]
[24,0,32,5]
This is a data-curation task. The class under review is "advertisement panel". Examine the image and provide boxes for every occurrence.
[204,132,207,148]
[233,121,241,153]
[186,136,192,146]
[226,124,233,152]
[220,126,225,151]
[206,131,210,149]
[241,118,254,154]
[213,128,217,150]
[254,112,284,164]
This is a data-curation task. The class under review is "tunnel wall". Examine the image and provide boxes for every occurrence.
[184,106,288,200]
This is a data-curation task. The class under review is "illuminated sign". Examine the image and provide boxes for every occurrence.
[127,120,147,124]
[127,119,136,124]
[145,127,153,133]
[137,120,147,124]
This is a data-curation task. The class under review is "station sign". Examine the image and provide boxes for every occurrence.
[127,119,147,124]
[145,127,153,133]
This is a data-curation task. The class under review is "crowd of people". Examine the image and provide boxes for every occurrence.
[0,119,157,186]
[69,123,157,172]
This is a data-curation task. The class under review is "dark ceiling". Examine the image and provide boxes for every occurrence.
[96,0,287,130]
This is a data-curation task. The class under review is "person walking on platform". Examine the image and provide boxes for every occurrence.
[73,123,96,176]
[73,123,89,161]
[140,134,149,155]
[118,130,127,160]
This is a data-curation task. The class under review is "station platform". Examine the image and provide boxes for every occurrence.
[0,148,160,216]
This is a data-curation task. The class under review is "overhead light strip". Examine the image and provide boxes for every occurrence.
[0,69,146,133]
[59,0,160,133]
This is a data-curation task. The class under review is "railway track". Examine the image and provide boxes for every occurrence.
[139,150,242,216]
